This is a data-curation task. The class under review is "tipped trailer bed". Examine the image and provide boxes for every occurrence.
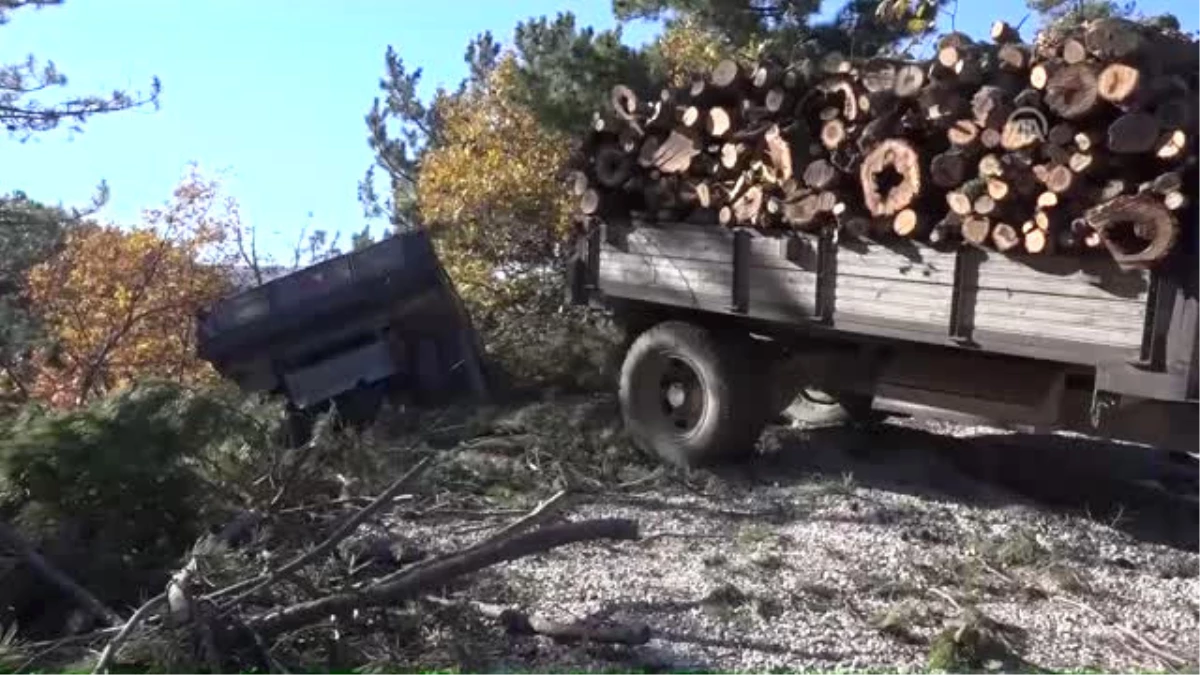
[196,229,487,422]
[570,217,1198,467]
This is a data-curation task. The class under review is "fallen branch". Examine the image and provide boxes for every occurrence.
[424,595,651,645]
[0,521,122,627]
[1052,596,1191,669]
[211,455,434,607]
[488,489,571,540]
[247,518,640,637]
[91,593,167,674]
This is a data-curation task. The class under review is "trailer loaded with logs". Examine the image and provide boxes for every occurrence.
[567,17,1198,469]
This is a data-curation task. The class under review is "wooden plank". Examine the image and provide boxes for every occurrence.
[618,225,818,271]
[972,314,1143,348]
[836,243,958,285]
[972,251,1149,301]
[972,289,1148,321]
[600,251,733,299]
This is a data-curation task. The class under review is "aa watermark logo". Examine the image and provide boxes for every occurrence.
[1005,106,1048,146]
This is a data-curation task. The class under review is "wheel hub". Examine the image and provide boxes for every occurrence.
[659,357,704,433]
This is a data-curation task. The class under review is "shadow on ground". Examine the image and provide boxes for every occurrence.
[731,420,1199,551]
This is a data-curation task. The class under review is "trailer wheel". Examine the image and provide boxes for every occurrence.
[619,321,764,468]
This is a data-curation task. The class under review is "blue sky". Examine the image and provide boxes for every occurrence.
[1,0,1195,260]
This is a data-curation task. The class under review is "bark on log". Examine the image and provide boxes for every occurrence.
[931,150,969,188]
[1044,64,1100,120]
[1107,112,1161,154]
[1086,193,1180,269]
[803,159,840,190]
[764,124,794,181]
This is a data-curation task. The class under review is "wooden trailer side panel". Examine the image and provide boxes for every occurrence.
[966,250,1149,352]
[599,224,820,320]
[592,221,1153,367]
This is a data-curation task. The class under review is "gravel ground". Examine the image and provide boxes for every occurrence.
[367,396,1199,673]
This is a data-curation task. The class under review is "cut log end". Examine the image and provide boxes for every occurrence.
[1097,63,1141,103]
[992,222,1022,252]
[1086,193,1180,269]
[859,139,922,217]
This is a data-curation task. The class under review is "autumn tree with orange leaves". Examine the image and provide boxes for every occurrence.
[24,169,239,407]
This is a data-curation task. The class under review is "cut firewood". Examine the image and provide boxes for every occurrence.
[986,177,1010,201]
[948,119,982,147]
[610,84,642,120]
[1024,226,1052,254]
[651,130,700,174]
[1163,191,1188,211]
[892,208,928,238]
[978,154,1004,178]
[1086,193,1179,269]
[1100,179,1129,201]
[763,124,794,181]
[731,185,764,225]
[706,106,735,138]
[1061,38,1088,65]
[821,119,848,150]
[1107,112,1161,154]
[962,216,992,246]
[1029,61,1058,90]
[1155,129,1188,160]
[948,179,987,216]
[802,158,840,190]
[991,20,1020,44]
[1097,63,1141,104]
[1045,63,1100,120]
[998,43,1031,71]
[931,151,969,188]
[1044,165,1076,194]
[974,194,997,216]
[567,170,589,197]
[711,59,744,91]
[594,145,633,188]
[992,221,1022,252]
[972,86,1012,129]
[860,139,921,217]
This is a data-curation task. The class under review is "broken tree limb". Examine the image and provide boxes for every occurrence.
[247,518,640,637]
[214,455,434,607]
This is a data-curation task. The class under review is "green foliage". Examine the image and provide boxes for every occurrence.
[0,192,71,399]
[614,0,947,59]
[509,12,655,134]
[0,381,284,605]
[1026,0,1180,34]
[360,47,444,227]
[0,1,159,138]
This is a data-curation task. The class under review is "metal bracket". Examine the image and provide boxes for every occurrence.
[731,228,750,314]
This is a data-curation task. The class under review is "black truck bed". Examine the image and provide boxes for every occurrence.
[196,229,487,409]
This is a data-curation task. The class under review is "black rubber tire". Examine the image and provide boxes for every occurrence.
[619,321,765,469]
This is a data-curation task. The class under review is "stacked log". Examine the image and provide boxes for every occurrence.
[568,17,1198,270]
